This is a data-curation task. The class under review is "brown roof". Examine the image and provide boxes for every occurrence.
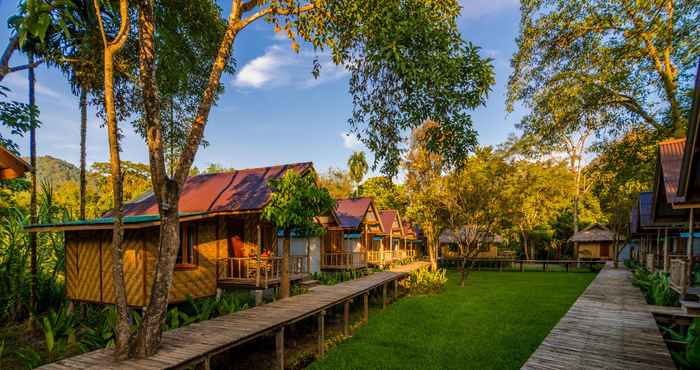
[658,138,685,204]
[0,146,31,180]
[402,221,416,239]
[569,224,617,243]
[379,209,399,234]
[335,197,373,229]
[439,226,503,244]
[119,162,313,216]
[678,59,700,200]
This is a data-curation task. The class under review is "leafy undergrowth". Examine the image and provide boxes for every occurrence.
[309,271,595,370]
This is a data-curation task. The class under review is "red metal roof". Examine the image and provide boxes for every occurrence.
[120,162,313,216]
[335,197,372,229]
[659,138,685,204]
[379,210,397,235]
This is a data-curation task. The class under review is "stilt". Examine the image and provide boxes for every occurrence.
[363,292,369,322]
[382,283,387,309]
[393,279,398,301]
[275,327,284,370]
[343,300,350,337]
[317,310,326,358]
[663,228,669,273]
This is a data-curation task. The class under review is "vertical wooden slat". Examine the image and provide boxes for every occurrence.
[317,310,325,358]
[363,292,368,322]
[343,300,350,337]
[275,327,284,370]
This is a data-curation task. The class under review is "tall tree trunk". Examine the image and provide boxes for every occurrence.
[28,51,37,314]
[280,228,290,299]
[92,0,131,359]
[79,88,87,220]
[428,229,438,271]
[459,255,466,287]
[130,0,243,357]
[130,191,180,357]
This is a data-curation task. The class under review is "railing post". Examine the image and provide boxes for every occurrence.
[394,279,398,301]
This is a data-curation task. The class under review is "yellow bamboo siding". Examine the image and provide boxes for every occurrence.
[163,220,219,303]
[124,230,146,306]
[64,234,78,300]
[77,232,101,302]
[101,232,115,304]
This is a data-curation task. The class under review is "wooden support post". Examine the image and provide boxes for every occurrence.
[394,279,398,301]
[663,228,669,273]
[343,300,350,337]
[203,356,211,370]
[275,327,284,370]
[499,260,502,272]
[542,262,546,272]
[565,262,569,272]
[520,261,524,272]
[317,310,326,358]
[363,292,369,322]
[382,283,387,309]
[688,209,695,286]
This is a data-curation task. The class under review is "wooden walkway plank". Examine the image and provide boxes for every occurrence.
[521,265,676,370]
[38,261,428,370]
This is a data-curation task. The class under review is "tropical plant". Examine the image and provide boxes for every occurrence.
[404,268,448,295]
[662,318,700,369]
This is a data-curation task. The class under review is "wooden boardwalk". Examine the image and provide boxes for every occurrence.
[522,266,675,370]
[40,261,428,370]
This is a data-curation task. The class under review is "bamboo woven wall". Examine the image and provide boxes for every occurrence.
[65,218,225,307]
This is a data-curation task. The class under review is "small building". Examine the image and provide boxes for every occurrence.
[438,227,503,258]
[26,162,336,307]
[0,146,31,180]
[571,224,618,260]
[323,197,384,270]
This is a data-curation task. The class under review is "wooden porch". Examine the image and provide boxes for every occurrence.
[321,252,367,270]
[522,265,675,370]
[217,255,311,289]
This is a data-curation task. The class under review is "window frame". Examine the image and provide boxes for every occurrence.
[175,222,199,270]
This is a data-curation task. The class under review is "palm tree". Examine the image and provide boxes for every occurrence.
[348,151,368,195]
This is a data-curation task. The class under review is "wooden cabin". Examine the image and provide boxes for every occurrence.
[402,221,419,260]
[324,197,384,270]
[438,227,502,258]
[571,224,618,261]
[0,146,31,180]
[25,162,335,307]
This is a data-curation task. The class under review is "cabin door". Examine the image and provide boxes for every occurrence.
[599,244,609,258]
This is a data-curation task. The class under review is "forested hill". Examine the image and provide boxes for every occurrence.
[22,155,80,187]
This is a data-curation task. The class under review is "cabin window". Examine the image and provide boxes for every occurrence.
[176,223,198,269]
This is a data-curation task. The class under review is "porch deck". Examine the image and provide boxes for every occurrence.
[522,265,675,370]
[217,273,308,289]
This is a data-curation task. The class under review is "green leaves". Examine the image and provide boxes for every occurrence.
[262,171,335,237]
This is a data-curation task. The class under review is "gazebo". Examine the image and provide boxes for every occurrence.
[571,224,618,261]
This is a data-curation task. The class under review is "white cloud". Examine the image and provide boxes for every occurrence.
[3,72,62,99]
[341,132,362,149]
[460,0,519,20]
[233,44,348,89]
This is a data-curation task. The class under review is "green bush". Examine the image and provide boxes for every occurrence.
[312,270,367,285]
[632,267,679,306]
[663,318,700,369]
[404,268,447,295]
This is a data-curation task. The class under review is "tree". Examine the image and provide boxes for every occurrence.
[501,159,573,260]
[347,151,368,193]
[509,0,700,137]
[357,176,407,214]
[442,147,506,286]
[405,121,450,271]
[262,171,334,299]
[83,0,494,357]
[317,167,353,198]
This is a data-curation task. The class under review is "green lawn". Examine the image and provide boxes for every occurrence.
[310,271,596,370]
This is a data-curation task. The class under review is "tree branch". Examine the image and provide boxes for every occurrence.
[239,3,315,30]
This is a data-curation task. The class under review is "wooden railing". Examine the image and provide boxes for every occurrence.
[670,258,688,295]
[289,255,310,275]
[382,250,393,263]
[322,252,367,269]
[367,251,383,264]
[218,256,283,287]
[646,253,656,272]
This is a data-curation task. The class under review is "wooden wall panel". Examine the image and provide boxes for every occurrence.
[77,233,101,302]
[64,233,78,300]
[168,220,218,303]
[101,231,115,304]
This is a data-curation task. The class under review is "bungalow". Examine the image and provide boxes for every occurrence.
[0,146,31,180]
[438,227,503,259]
[324,197,384,270]
[402,221,419,260]
[25,162,335,307]
[367,209,404,266]
[571,224,618,261]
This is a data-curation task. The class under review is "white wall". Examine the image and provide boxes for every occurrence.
[344,238,362,253]
[277,236,321,274]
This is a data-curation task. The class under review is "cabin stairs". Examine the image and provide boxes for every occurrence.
[299,276,319,289]
[680,287,700,315]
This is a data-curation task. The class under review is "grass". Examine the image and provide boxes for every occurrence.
[310,270,596,370]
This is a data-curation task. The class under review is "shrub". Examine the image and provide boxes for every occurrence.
[632,268,679,306]
[405,268,447,295]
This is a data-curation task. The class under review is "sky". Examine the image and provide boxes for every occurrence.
[0,0,525,177]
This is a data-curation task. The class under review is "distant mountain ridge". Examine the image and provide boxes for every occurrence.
[22,155,80,187]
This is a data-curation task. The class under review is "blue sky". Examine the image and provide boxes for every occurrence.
[0,0,524,177]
